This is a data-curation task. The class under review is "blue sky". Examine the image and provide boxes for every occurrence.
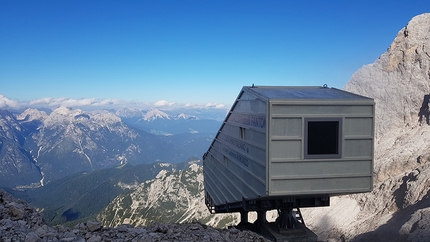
[1,0,429,109]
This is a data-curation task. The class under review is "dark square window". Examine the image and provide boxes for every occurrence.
[305,119,342,158]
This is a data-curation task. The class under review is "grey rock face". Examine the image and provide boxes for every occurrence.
[345,13,430,140]
[303,13,430,242]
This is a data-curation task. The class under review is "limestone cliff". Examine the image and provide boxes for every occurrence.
[303,13,430,242]
[345,13,430,140]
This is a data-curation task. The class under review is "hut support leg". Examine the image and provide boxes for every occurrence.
[276,208,305,229]
[238,210,249,226]
[277,208,295,229]
[255,210,266,229]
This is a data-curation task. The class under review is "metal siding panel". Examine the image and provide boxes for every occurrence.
[266,101,271,195]
[270,176,372,195]
[344,139,373,158]
[271,118,302,137]
[265,101,271,195]
[271,140,302,159]
[233,99,267,114]
[344,117,373,137]
[203,88,268,205]
[217,132,266,166]
[272,105,373,116]
[220,124,240,139]
[221,124,266,150]
[246,129,266,149]
[205,151,264,204]
[204,156,238,205]
[270,160,372,177]
[228,113,266,130]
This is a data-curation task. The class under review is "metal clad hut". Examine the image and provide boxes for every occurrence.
[203,86,374,215]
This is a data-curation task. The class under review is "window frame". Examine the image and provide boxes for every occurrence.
[304,117,343,159]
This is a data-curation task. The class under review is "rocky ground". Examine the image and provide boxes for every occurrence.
[0,189,269,242]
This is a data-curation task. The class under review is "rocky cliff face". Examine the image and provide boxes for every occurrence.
[345,13,430,140]
[302,13,430,242]
[96,162,240,229]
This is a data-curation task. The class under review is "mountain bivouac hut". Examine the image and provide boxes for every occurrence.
[202,85,375,231]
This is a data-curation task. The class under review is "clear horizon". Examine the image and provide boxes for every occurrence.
[1,1,429,108]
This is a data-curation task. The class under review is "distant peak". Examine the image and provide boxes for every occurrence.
[142,108,170,121]
[16,108,48,122]
[388,13,430,54]
[175,113,198,120]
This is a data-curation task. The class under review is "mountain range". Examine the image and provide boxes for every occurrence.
[6,158,201,227]
[118,108,221,136]
[0,106,221,188]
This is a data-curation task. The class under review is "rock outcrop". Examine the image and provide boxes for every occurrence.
[0,189,269,242]
[302,13,430,242]
[345,13,430,140]
[97,163,240,229]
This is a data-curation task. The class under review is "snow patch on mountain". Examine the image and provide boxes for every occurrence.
[141,108,170,121]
